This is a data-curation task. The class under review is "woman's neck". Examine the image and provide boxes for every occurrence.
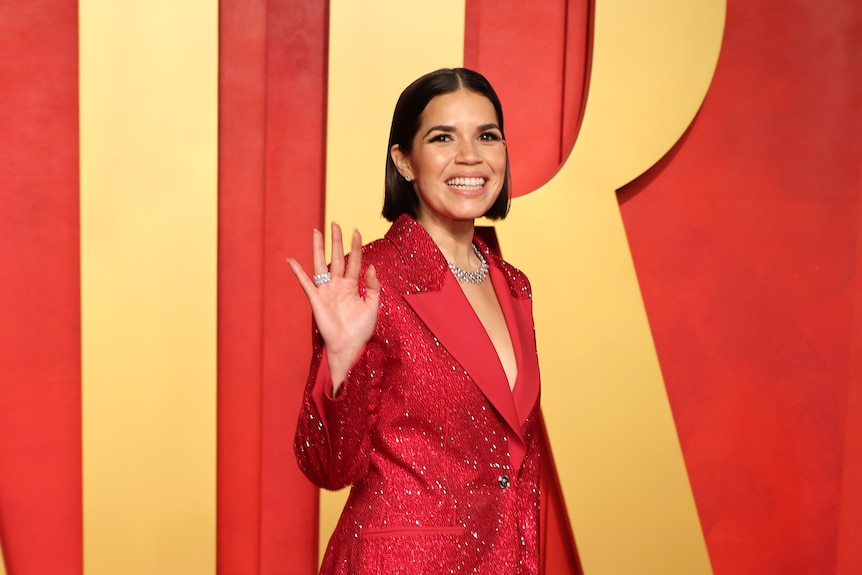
[416,212,477,269]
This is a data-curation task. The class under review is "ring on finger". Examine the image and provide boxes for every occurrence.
[313,272,332,286]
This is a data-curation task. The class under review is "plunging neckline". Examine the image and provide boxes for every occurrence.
[457,266,520,393]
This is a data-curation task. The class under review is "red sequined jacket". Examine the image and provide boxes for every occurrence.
[294,215,541,574]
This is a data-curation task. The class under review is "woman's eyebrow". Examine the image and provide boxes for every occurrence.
[421,125,455,138]
[421,123,501,138]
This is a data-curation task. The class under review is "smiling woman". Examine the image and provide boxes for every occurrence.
[391,90,508,240]
[287,68,542,574]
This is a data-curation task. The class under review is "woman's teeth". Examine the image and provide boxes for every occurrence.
[447,177,485,189]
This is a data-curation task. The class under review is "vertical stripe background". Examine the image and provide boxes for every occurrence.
[79,2,218,573]
[0,2,82,573]
[216,1,267,572]
[217,0,327,572]
[0,1,859,574]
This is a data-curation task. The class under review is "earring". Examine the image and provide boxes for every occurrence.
[404,175,412,182]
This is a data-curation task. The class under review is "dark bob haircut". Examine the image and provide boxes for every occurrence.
[382,68,511,222]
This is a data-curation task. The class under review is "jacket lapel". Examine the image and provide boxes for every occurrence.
[404,274,523,435]
[489,264,541,430]
[387,217,539,473]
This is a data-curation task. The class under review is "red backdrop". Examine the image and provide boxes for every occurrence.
[0,2,82,573]
[618,1,862,572]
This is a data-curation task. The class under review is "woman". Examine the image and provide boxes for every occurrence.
[288,68,541,574]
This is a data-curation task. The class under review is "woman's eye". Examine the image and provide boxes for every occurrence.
[479,132,502,141]
[429,133,452,142]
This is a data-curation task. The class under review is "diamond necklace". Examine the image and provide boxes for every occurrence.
[448,244,488,284]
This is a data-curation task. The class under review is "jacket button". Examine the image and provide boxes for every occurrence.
[498,474,510,489]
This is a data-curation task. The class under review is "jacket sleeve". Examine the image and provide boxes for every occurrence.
[293,319,391,491]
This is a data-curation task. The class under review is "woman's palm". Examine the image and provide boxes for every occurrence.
[287,223,380,386]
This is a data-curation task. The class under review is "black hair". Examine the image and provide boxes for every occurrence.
[382,68,511,222]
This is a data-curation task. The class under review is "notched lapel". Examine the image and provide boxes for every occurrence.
[404,275,524,442]
[490,265,541,430]
[385,216,538,473]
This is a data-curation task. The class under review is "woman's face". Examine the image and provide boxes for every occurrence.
[392,89,507,226]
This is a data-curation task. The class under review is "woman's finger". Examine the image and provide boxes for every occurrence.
[311,228,327,275]
[364,263,381,304]
[287,258,318,300]
[344,228,363,280]
[329,221,345,277]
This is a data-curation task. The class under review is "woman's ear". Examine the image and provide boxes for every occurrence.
[390,145,413,180]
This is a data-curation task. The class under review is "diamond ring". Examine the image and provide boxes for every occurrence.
[312,272,332,286]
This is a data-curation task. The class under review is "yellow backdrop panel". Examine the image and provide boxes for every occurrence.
[79,2,217,574]
[321,0,467,559]
[0,537,6,575]
[499,1,724,573]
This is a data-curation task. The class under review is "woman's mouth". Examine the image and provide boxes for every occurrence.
[446,177,486,190]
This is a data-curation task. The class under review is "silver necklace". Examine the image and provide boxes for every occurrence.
[448,244,488,284]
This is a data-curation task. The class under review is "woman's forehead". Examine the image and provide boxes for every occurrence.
[419,90,499,126]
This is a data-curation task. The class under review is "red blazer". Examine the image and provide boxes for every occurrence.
[294,215,542,574]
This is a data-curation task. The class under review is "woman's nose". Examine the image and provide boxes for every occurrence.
[456,139,480,162]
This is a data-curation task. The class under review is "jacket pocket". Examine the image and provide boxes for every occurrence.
[359,525,464,539]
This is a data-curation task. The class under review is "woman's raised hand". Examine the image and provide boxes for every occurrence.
[287,222,380,391]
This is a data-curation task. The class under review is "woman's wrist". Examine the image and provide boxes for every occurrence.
[325,345,365,395]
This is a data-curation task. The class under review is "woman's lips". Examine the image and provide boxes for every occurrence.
[446,176,486,190]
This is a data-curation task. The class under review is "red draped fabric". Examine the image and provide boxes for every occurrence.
[217,0,327,573]
[464,0,591,197]
[0,3,82,574]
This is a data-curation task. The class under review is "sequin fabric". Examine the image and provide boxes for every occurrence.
[294,215,541,575]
